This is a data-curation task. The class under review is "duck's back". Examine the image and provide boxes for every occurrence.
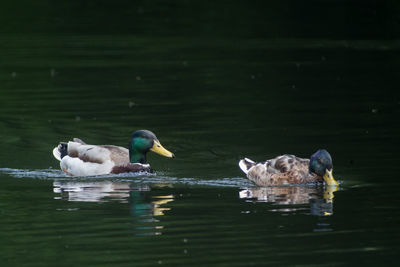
[239,154,322,186]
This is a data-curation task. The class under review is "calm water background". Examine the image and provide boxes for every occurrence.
[1,1,400,266]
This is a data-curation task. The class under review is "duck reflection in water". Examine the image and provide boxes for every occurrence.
[53,181,174,235]
[239,185,338,216]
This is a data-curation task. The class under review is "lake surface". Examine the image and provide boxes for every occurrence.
[1,1,400,266]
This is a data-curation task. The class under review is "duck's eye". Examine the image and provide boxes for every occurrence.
[141,135,147,139]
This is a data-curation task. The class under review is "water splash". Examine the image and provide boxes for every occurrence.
[0,168,66,179]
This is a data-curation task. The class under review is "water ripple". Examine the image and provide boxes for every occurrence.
[0,167,252,188]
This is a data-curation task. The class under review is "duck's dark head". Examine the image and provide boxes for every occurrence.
[309,149,338,186]
[129,130,174,164]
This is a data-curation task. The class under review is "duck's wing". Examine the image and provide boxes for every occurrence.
[100,145,130,166]
[53,141,129,165]
[270,154,309,173]
[239,155,311,186]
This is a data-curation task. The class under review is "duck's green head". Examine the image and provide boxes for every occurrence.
[129,130,174,164]
[309,149,338,186]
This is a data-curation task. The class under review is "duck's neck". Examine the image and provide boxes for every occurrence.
[129,149,147,164]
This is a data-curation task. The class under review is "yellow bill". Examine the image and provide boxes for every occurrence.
[150,140,175,158]
[323,169,339,186]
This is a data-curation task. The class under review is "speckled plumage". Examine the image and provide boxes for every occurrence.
[239,154,324,186]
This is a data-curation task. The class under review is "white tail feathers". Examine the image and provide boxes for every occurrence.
[53,146,62,161]
[239,158,256,174]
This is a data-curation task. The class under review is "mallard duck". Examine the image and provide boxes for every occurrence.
[239,149,338,186]
[52,130,174,176]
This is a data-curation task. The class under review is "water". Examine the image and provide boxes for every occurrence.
[1,1,400,266]
[0,170,399,266]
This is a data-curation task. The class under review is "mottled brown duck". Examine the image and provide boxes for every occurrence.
[239,149,338,186]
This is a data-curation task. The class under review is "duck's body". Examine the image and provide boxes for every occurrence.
[239,149,338,186]
[239,154,322,186]
[53,130,174,177]
[53,139,150,176]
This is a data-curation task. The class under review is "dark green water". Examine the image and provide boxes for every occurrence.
[1,1,400,266]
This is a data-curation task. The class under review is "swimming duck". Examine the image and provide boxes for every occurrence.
[52,130,174,176]
[239,149,338,186]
